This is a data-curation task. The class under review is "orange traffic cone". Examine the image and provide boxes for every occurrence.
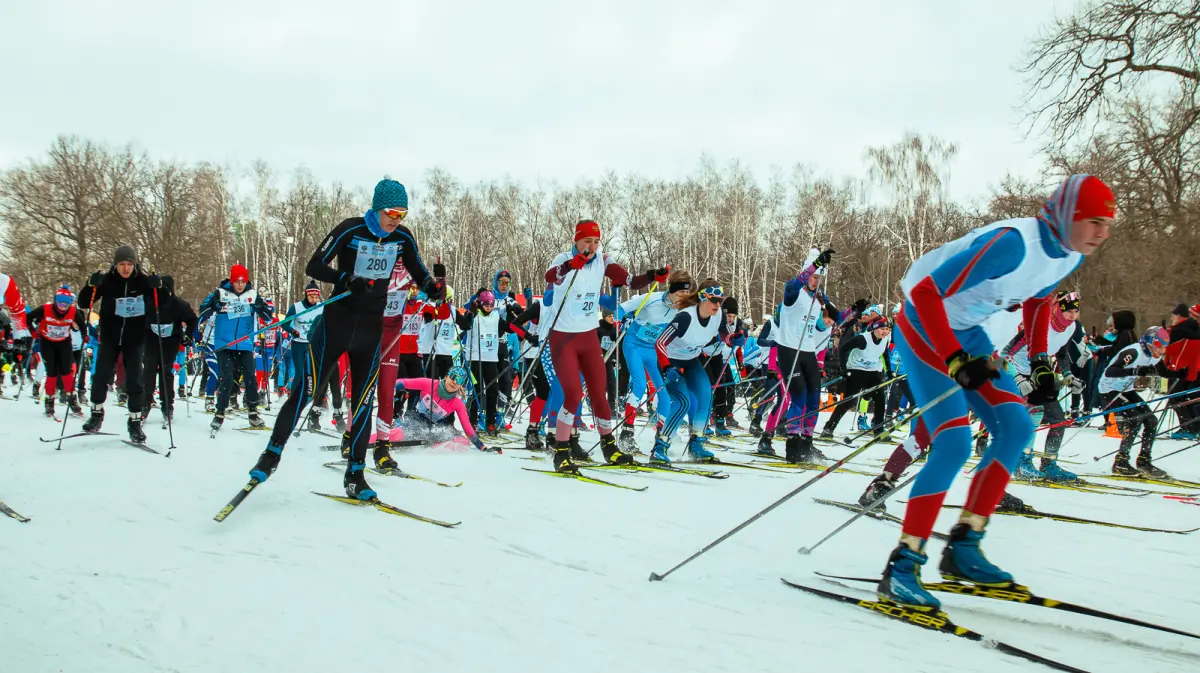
[1104,413,1123,438]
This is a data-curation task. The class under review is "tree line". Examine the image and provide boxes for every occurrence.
[1,1,1197,334]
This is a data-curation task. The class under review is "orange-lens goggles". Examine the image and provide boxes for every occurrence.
[383,208,408,220]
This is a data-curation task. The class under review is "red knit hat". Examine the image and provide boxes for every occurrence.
[1191,304,1200,319]
[1072,176,1116,221]
[230,264,249,283]
[575,219,601,242]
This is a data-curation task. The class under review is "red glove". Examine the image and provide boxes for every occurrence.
[173,364,181,372]
[569,252,590,270]
[436,303,451,320]
[649,266,670,283]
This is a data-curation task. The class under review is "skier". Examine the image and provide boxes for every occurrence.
[142,276,198,423]
[616,270,691,449]
[198,264,274,432]
[27,287,87,417]
[652,281,734,463]
[457,289,524,436]
[706,296,745,437]
[544,219,662,472]
[417,285,457,380]
[878,174,1113,611]
[78,245,163,442]
[1098,326,1170,477]
[1165,303,1200,439]
[818,316,892,438]
[999,290,1086,481]
[248,178,445,501]
[489,270,523,427]
[393,366,489,451]
[374,285,441,465]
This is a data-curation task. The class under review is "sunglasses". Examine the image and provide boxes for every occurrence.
[382,208,408,220]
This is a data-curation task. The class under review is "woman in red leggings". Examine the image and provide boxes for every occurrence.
[544,219,665,473]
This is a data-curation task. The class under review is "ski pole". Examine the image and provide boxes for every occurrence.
[149,287,178,456]
[797,471,921,555]
[1153,437,1200,462]
[648,386,956,582]
[716,375,766,389]
[215,291,350,352]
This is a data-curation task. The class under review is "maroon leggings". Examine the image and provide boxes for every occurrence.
[549,329,614,441]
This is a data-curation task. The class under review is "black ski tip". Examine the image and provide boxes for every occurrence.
[648,572,663,582]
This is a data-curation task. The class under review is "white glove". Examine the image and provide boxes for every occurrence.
[1063,374,1085,395]
[1015,374,1033,397]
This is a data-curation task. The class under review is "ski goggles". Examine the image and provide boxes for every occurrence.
[382,207,408,221]
[447,366,469,387]
[698,286,725,303]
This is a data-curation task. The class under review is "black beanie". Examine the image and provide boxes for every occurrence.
[113,245,137,265]
[723,297,739,315]
[1173,303,1190,318]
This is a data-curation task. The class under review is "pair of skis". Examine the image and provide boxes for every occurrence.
[0,500,30,523]
[37,432,161,454]
[321,461,462,488]
[213,480,460,527]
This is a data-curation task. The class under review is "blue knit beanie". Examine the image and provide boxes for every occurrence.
[372,179,408,211]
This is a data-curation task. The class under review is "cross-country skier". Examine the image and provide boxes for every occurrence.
[282,280,324,391]
[27,287,87,417]
[393,366,489,452]
[818,316,892,438]
[543,219,661,473]
[142,276,197,423]
[877,174,1113,611]
[248,178,445,501]
[1098,326,1170,477]
[198,264,274,432]
[78,245,164,442]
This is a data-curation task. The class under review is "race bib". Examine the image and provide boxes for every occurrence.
[114,296,145,318]
[384,291,404,317]
[225,301,252,318]
[403,315,423,335]
[572,291,598,317]
[601,336,614,351]
[44,324,71,340]
[151,323,174,338]
[354,242,399,280]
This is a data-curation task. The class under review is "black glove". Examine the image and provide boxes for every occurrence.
[525,333,540,347]
[814,248,835,268]
[508,292,517,301]
[182,335,194,348]
[422,277,445,301]
[853,298,869,314]
[433,263,446,278]
[1134,365,1158,376]
[423,311,434,324]
[945,350,999,390]
[148,275,164,289]
[342,273,371,294]
[1026,354,1059,405]
[88,271,105,288]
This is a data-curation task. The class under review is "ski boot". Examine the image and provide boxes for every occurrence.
[1013,451,1045,480]
[543,431,555,453]
[754,432,777,457]
[784,434,803,464]
[748,417,764,437]
[127,414,147,444]
[229,395,241,411]
[973,431,989,457]
[58,388,67,404]
[600,433,633,465]
[249,443,283,482]
[43,396,55,418]
[82,405,105,433]
[140,405,152,422]
[714,420,732,437]
[306,408,323,433]
[856,414,871,432]
[344,461,376,501]
[939,522,1014,586]
[524,425,541,451]
[66,393,83,417]
[617,426,635,451]
[569,430,590,462]
[858,474,897,510]
[1111,451,1139,476]
[1169,429,1189,441]
[178,384,186,399]
[725,414,741,429]
[374,439,398,470]
[553,439,580,474]
[32,381,41,401]
[204,396,216,413]
[995,492,1036,515]
[116,391,127,407]
[703,425,714,437]
[649,436,671,464]
[817,426,835,442]
[1038,456,1077,482]
[339,433,352,461]
[210,414,224,434]
[486,424,499,438]
[1136,453,1169,479]
[332,410,346,433]
[805,436,828,461]
[247,408,267,429]
[161,404,173,423]
[687,435,718,463]
[878,542,940,611]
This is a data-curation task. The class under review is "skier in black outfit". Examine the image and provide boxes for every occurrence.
[248,179,446,501]
[77,245,163,442]
[142,276,198,422]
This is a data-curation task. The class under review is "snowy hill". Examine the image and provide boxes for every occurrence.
[3,392,1200,673]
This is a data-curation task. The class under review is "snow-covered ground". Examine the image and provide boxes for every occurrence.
[3,390,1200,673]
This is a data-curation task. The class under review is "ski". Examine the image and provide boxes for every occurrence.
[781,579,1087,672]
[1165,495,1200,507]
[0,500,31,523]
[38,431,119,443]
[122,440,161,455]
[235,426,271,433]
[297,427,341,439]
[521,467,647,491]
[1084,473,1200,490]
[935,503,1198,534]
[812,498,950,541]
[213,479,262,522]
[753,460,877,477]
[1009,477,1151,497]
[678,460,789,474]
[312,492,460,528]
[322,461,462,487]
[585,462,730,479]
[814,574,1200,641]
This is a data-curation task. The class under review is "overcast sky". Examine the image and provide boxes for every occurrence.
[0,0,1075,204]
